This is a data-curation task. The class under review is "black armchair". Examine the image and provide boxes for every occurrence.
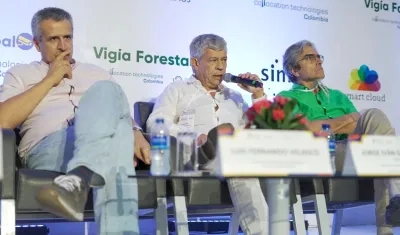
[296,142,375,234]
[0,127,169,234]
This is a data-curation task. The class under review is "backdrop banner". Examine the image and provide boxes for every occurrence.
[1,0,399,130]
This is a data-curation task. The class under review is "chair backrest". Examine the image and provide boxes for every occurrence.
[133,102,155,133]
[14,128,23,168]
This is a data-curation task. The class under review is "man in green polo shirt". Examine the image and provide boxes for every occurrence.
[277,40,399,235]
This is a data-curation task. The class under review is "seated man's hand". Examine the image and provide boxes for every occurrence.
[349,112,361,122]
[197,134,208,146]
[133,130,151,166]
[330,112,360,134]
[236,72,265,99]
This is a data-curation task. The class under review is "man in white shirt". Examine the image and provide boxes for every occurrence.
[147,34,269,234]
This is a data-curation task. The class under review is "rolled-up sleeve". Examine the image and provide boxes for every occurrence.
[0,71,24,102]
[251,93,268,104]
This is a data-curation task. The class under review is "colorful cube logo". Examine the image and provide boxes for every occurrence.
[348,65,381,92]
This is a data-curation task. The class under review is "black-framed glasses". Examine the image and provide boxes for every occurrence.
[66,85,78,126]
[298,54,324,63]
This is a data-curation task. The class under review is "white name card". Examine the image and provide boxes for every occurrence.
[215,129,334,177]
[342,135,400,176]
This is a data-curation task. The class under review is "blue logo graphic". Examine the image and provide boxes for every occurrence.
[0,33,34,50]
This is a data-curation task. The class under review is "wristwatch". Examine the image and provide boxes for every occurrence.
[133,125,143,133]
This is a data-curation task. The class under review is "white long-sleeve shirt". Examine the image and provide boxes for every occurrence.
[147,75,266,137]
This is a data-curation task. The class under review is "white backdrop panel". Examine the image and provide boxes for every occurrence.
[0,0,399,131]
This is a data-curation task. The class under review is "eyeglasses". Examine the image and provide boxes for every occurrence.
[298,54,324,63]
[66,84,78,126]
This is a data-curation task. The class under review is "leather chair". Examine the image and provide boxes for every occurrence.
[0,128,168,234]
[296,178,374,234]
[296,141,375,234]
[134,101,304,234]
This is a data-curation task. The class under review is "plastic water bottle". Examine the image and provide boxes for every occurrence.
[321,124,336,173]
[150,118,171,176]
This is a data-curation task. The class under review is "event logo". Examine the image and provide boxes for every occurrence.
[346,64,385,102]
[0,33,33,50]
[365,0,400,13]
[93,46,189,66]
[348,64,381,92]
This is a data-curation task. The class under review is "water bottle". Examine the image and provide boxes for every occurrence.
[150,118,171,176]
[321,124,336,173]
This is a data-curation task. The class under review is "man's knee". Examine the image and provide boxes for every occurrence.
[360,108,386,117]
[87,80,123,95]
[357,108,395,135]
[360,108,391,125]
[80,80,127,107]
[77,80,130,116]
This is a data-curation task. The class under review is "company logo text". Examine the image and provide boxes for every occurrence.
[365,0,400,13]
[94,47,189,66]
[260,59,291,83]
[254,1,329,22]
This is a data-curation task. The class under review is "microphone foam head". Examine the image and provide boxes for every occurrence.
[222,73,233,82]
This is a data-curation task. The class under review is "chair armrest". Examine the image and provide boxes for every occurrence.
[1,129,16,199]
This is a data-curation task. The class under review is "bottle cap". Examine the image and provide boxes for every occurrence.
[155,118,164,124]
[322,123,330,130]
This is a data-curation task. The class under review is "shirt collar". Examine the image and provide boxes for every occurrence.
[291,83,320,93]
[187,75,225,93]
[292,83,310,90]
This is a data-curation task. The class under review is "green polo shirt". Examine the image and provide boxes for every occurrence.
[278,84,358,139]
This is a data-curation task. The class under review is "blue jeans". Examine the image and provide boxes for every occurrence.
[25,81,139,234]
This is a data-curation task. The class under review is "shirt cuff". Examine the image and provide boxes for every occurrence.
[251,93,268,104]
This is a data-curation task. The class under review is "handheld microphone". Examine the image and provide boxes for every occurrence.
[223,73,264,88]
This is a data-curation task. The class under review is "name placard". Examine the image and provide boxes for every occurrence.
[342,135,400,176]
[215,129,333,177]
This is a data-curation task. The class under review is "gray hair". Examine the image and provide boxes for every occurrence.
[282,40,315,83]
[283,40,330,98]
[31,7,73,40]
[189,34,227,60]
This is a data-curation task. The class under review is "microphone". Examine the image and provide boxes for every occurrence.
[223,73,264,88]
